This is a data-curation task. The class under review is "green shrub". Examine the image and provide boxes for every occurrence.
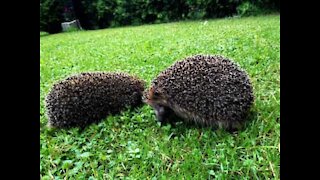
[237,1,260,16]
[237,0,279,17]
[40,0,66,33]
[40,0,279,33]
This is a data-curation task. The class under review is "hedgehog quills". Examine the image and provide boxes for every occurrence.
[45,72,145,128]
[144,55,254,130]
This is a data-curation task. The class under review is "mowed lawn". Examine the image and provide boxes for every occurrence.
[40,15,280,179]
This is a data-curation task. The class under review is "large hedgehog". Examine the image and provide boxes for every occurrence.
[45,72,145,128]
[144,55,254,130]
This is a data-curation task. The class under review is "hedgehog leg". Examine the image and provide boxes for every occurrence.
[164,114,179,128]
[78,126,86,133]
[227,121,243,132]
[154,105,169,123]
[154,105,176,126]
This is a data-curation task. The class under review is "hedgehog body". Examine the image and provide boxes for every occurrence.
[45,72,145,128]
[144,55,254,130]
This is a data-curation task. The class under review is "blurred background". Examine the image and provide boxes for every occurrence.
[40,0,280,34]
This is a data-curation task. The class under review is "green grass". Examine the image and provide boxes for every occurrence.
[40,15,280,179]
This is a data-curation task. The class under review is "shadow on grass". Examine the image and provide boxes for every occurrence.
[41,102,146,135]
[161,108,259,137]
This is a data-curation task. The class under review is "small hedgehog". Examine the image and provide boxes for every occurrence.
[144,55,254,130]
[45,72,145,128]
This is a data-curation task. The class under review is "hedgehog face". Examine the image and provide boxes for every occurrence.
[144,86,167,105]
[143,86,174,124]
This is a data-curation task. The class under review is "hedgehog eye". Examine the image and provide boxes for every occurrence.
[154,91,159,96]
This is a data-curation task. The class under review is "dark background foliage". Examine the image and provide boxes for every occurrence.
[40,0,279,34]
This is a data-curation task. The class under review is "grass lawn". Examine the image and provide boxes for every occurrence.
[40,14,280,179]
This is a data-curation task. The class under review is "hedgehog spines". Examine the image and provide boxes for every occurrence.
[144,54,254,130]
[45,72,145,128]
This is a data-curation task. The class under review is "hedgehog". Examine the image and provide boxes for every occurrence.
[144,55,254,130]
[45,72,145,128]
